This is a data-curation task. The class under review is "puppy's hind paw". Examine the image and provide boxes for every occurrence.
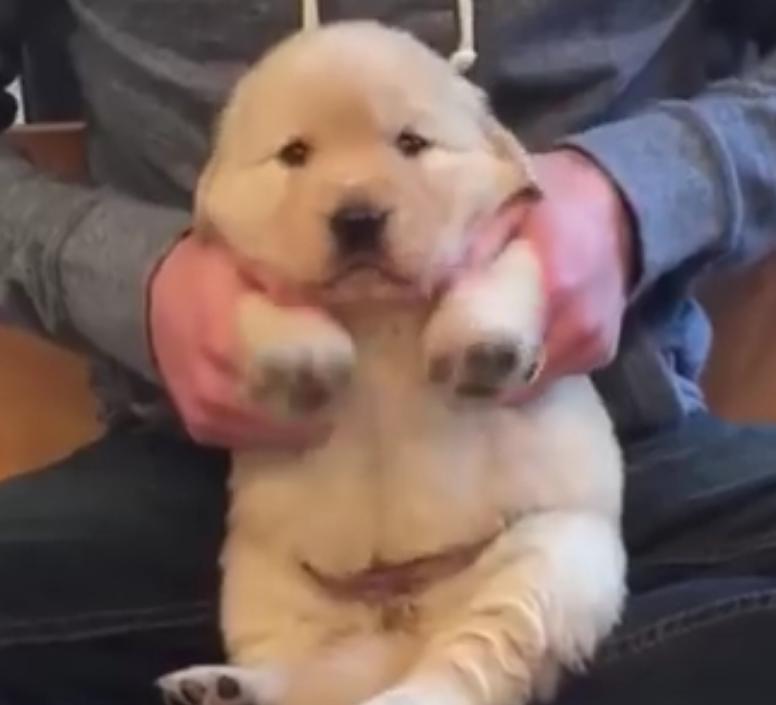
[157,665,281,705]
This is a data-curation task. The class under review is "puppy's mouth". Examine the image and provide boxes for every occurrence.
[318,260,419,303]
[325,260,412,287]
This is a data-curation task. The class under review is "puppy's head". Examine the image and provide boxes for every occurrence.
[196,21,538,297]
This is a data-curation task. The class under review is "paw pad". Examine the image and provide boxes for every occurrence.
[158,666,265,705]
[428,340,522,399]
[249,358,352,417]
[216,675,242,700]
[464,342,517,384]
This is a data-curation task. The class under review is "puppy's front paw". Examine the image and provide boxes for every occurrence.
[247,343,353,418]
[423,240,545,402]
[158,665,282,705]
[425,320,542,401]
[238,297,356,420]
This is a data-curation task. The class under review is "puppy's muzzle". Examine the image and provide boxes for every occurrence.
[329,202,389,256]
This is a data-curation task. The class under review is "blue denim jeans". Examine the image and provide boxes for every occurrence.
[2,413,776,704]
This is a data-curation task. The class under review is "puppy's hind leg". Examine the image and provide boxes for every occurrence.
[157,551,341,705]
[159,545,417,705]
[360,511,626,705]
[158,632,419,705]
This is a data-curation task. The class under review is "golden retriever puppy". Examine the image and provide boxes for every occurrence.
[159,21,626,705]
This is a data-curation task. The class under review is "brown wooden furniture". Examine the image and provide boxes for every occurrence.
[700,254,776,424]
[0,123,775,480]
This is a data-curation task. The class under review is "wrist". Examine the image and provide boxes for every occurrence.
[147,227,194,380]
[546,148,638,295]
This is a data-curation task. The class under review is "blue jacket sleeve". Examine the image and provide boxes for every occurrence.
[564,26,776,298]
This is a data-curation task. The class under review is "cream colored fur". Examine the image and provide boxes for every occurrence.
[159,21,626,705]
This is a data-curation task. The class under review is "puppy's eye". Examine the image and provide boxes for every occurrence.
[396,130,432,158]
[277,139,311,167]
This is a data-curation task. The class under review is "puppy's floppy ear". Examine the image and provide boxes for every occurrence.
[192,157,219,243]
[193,97,247,244]
[192,85,246,243]
[480,110,542,201]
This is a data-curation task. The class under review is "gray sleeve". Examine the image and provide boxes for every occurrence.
[563,46,776,299]
[0,3,189,381]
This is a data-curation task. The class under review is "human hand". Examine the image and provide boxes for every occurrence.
[149,235,331,449]
[471,148,635,402]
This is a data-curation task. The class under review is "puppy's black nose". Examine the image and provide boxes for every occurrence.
[330,204,388,255]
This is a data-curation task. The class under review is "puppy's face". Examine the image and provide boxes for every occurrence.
[197,22,538,297]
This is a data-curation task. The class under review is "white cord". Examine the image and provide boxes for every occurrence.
[303,0,320,31]
[450,0,477,72]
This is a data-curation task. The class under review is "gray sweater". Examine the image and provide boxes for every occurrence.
[1,0,775,437]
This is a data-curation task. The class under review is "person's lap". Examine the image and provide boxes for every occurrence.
[556,414,776,704]
[2,414,776,704]
[0,426,227,704]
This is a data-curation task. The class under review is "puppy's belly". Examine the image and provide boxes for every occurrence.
[229,417,505,581]
[229,375,620,582]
